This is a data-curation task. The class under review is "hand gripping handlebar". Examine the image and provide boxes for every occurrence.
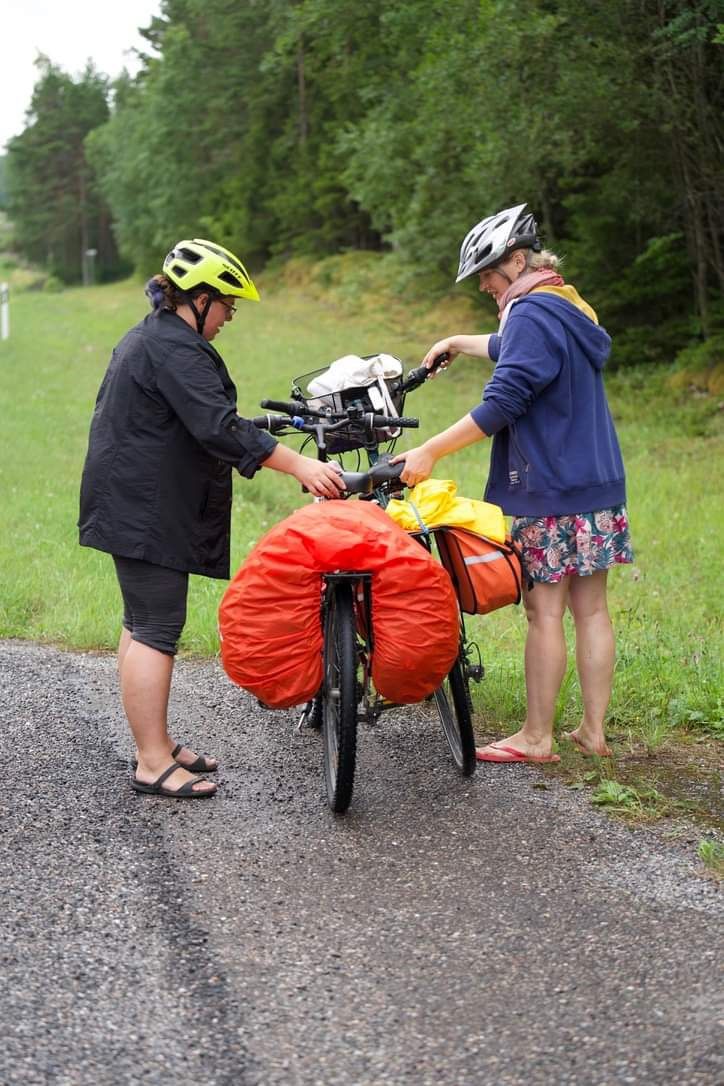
[339,459,405,495]
[399,351,449,393]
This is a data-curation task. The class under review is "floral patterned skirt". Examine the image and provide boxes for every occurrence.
[510,505,634,584]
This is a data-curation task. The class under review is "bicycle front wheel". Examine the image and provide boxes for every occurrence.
[434,653,476,777]
[322,582,358,812]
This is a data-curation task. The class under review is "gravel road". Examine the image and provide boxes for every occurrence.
[0,640,721,1086]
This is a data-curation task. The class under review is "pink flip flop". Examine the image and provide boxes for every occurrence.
[476,743,561,764]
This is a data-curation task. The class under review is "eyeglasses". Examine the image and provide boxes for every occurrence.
[217,299,237,317]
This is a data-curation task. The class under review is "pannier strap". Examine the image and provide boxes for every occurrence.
[408,501,430,536]
[464,552,505,566]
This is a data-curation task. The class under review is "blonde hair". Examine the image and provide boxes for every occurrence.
[525,248,562,272]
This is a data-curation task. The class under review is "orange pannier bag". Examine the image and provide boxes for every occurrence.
[218,501,459,709]
[432,527,525,615]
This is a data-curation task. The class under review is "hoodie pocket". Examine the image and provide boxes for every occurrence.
[507,427,529,490]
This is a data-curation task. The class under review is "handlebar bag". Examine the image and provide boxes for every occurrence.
[306,353,403,395]
[218,501,459,709]
[432,527,524,615]
[301,354,404,452]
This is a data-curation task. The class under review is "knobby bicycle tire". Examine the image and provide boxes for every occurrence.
[433,651,477,777]
[322,582,358,812]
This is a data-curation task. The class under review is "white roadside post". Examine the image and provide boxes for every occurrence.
[0,283,9,341]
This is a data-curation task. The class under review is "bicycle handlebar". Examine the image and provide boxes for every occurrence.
[252,413,419,433]
[259,398,323,417]
[253,352,442,446]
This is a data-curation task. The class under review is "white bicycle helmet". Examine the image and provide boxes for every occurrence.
[456,203,541,283]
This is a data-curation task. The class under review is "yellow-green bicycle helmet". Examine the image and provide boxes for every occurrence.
[164,238,260,302]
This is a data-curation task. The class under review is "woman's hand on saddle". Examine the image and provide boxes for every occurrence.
[263,444,345,497]
[295,456,347,498]
[390,444,436,488]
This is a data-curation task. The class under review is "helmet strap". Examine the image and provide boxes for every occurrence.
[190,292,215,336]
[494,266,514,287]
[494,248,526,287]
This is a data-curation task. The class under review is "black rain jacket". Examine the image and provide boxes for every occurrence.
[78,309,277,578]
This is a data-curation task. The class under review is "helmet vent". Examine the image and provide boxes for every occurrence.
[219,270,242,288]
[171,263,188,278]
[177,247,202,264]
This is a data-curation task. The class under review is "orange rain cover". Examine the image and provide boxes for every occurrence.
[218,501,459,709]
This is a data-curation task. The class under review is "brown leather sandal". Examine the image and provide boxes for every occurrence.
[131,762,217,799]
[131,743,218,774]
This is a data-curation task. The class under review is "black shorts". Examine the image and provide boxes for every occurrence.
[112,556,189,656]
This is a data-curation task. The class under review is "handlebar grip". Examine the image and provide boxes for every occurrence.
[400,351,449,392]
[368,414,419,428]
[401,365,427,388]
[259,398,305,416]
[251,413,289,432]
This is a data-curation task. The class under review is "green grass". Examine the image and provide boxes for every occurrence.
[698,838,724,878]
[1,264,722,775]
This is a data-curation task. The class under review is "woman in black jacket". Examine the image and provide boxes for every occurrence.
[79,239,344,799]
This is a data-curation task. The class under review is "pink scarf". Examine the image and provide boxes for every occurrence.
[497,269,564,319]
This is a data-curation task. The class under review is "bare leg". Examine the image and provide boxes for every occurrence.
[118,626,217,773]
[118,626,132,676]
[478,578,570,759]
[565,571,614,756]
[121,639,215,794]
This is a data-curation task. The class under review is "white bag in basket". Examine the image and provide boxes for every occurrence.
[307,354,403,435]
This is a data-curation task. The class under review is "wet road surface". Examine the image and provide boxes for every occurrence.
[1,641,721,1085]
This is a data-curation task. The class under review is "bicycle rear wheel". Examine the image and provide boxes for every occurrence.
[322,582,358,812]
[434,652,476,777]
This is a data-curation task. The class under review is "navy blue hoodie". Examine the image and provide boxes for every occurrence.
[470,291,626,517]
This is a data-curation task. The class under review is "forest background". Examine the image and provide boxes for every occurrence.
[1,0,723,375]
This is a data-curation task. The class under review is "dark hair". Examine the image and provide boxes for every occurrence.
[144,273,218,311]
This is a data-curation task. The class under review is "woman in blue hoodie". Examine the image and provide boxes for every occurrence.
[393,204,632,764]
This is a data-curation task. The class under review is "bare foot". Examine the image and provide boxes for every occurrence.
[564,729,612,757]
